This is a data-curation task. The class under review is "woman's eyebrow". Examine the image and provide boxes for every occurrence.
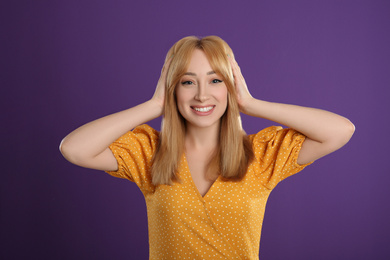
[184,71,216,76]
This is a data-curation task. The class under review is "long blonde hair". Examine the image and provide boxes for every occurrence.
[151,36,254,185]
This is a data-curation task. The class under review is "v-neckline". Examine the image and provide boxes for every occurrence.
[183,154,220,200]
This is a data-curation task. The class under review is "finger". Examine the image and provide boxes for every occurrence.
[228,57,239,78]
[228,56,242,78]
[233,59,242,74]
[160,56,173,77]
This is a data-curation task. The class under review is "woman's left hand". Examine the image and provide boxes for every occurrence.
[228,55,254,113]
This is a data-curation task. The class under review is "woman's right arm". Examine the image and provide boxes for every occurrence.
[59,59,169,171]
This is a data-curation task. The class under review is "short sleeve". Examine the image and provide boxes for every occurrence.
[249,126,313,190]
[105,124,159,193]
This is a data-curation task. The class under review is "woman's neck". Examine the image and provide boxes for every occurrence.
[184,123,220,151]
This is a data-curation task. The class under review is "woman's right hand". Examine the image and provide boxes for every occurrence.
[151,57,172,114]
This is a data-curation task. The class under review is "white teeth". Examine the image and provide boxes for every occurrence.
[193,106,213,112]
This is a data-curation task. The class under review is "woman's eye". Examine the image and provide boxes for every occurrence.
[212,79,223,83]
[181,81,193,85]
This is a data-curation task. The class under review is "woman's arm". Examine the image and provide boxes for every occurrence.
[59,59,170,171]
[229,56,355,165]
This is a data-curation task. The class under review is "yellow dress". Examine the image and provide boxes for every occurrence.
[107,125,312,259]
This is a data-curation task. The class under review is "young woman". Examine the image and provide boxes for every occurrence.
[60,36,355,259]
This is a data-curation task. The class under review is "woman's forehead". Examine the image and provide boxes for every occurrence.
[185,49,214,74]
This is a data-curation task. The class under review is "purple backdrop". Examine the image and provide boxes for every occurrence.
[2,0,389,259]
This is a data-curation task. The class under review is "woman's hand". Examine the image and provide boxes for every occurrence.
[151,57,172,114]
[228,55,254,113]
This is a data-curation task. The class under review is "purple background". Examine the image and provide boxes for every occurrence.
[1,0,389,259]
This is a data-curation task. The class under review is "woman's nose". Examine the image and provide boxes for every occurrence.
[195,83,209,102]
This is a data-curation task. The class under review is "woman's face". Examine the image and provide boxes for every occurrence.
[175,49,228,130]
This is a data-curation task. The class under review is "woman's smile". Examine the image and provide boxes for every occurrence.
[191,105,215,114]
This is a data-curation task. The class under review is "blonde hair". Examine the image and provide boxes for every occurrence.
[151,36,254,185]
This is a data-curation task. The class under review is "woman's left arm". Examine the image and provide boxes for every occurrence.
[229,57,355,165]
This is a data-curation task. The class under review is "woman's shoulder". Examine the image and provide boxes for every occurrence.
[133,124,160,136]
[111,124,160,149]
[248,126,284,142]
[248,126,306,147]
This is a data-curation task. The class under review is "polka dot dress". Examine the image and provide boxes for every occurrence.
[106,125,312,259]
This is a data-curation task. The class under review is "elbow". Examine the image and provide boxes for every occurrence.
[59,137,73,162]
[59,137,82,165]
[349,120,356,136]
[333,118,355,149]
[343,118,355,143]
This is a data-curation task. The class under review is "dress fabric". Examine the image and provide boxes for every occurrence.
[106,124,312,260]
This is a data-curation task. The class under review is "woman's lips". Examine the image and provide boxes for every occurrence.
[191,105,215,115]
